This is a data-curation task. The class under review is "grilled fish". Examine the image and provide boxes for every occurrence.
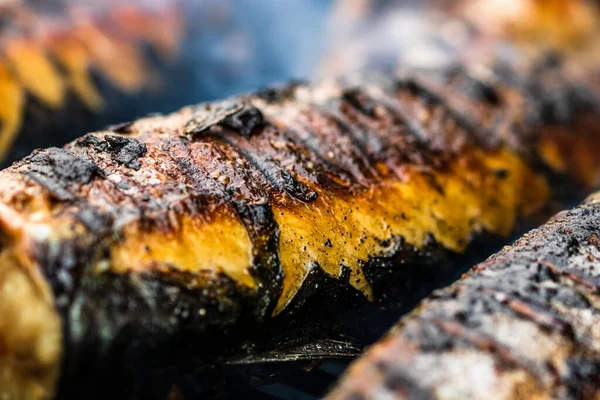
[1,1,600,399]
[327,192,600,400]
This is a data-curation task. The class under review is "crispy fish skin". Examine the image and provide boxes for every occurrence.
[327,194,600,400]
[0,47,598,398]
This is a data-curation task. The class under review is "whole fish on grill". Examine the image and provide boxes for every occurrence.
[1,0,600,399]
[327,192,600,400]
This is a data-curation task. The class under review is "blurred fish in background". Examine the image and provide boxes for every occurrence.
[0,0,334,165]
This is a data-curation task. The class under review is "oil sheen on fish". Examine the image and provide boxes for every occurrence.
[1,2,600,400]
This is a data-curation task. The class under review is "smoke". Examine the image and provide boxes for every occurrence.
[171,0,334,105]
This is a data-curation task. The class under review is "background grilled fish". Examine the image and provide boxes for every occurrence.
[0,0,183,164]
[0,0,333,166]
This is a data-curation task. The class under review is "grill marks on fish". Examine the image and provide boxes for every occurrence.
[1,53,600,397]
[328,197,600,400]
[10,59,599,311]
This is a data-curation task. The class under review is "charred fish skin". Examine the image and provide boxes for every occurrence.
[0,46,598,399]
[326,193,600,400]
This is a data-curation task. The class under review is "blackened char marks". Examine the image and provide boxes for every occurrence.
[220,106,266,137]
[341,89,377,118]
[186,101,265,138]
[395,76,491,148]
[76,134,108,152]
[172,137,284,315]
[340,87,443,170]
[186,137,271,204]
[185,101,244,136]
[75,207,112,234]
[363,85,432,147]
[76,134,147,170]
[236,202,283,317]
[58,269,248,399]
[22,148,104,201]
[158,137,283,317]
[279,169,318,202]
[272,105,377,186]
[104,135,147,170]
[456,72,502,106]
[218,125,320,202]
[382,367,436,400]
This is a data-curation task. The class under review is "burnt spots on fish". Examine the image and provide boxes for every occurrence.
[104,135,146,170]
[255,80,308,104]
[489,56,598,127]
[462,265,592,335]
[507,297,576,339]
[281,107,377,186]
[337,99,401,169]
[165,141,233,206]
[186,138,270,204]
[561,357,600,399]
[22,147,105,201]
[76,134,147,170]
[341,88,377,117]
[458,73,503,107]
[533,52,565,74]
[34,230,111,312]
[220,106,266,137]
[58,269,252,399]
[432,66,504,107]
[279,169,318,202]
[430,319,533,372]
[395,75,488,147]
[75,207,112,234]
[312,103,381,178]
[538,85,600,125]
[186,101,265,138]
[217,127,321,202]
[363,86,432,146]
[235,202,283,317]
[186,101,244,136]
[340,88,445,170]
[76,134,108,152]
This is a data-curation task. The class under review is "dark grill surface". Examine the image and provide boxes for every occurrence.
[256,362,348,399]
